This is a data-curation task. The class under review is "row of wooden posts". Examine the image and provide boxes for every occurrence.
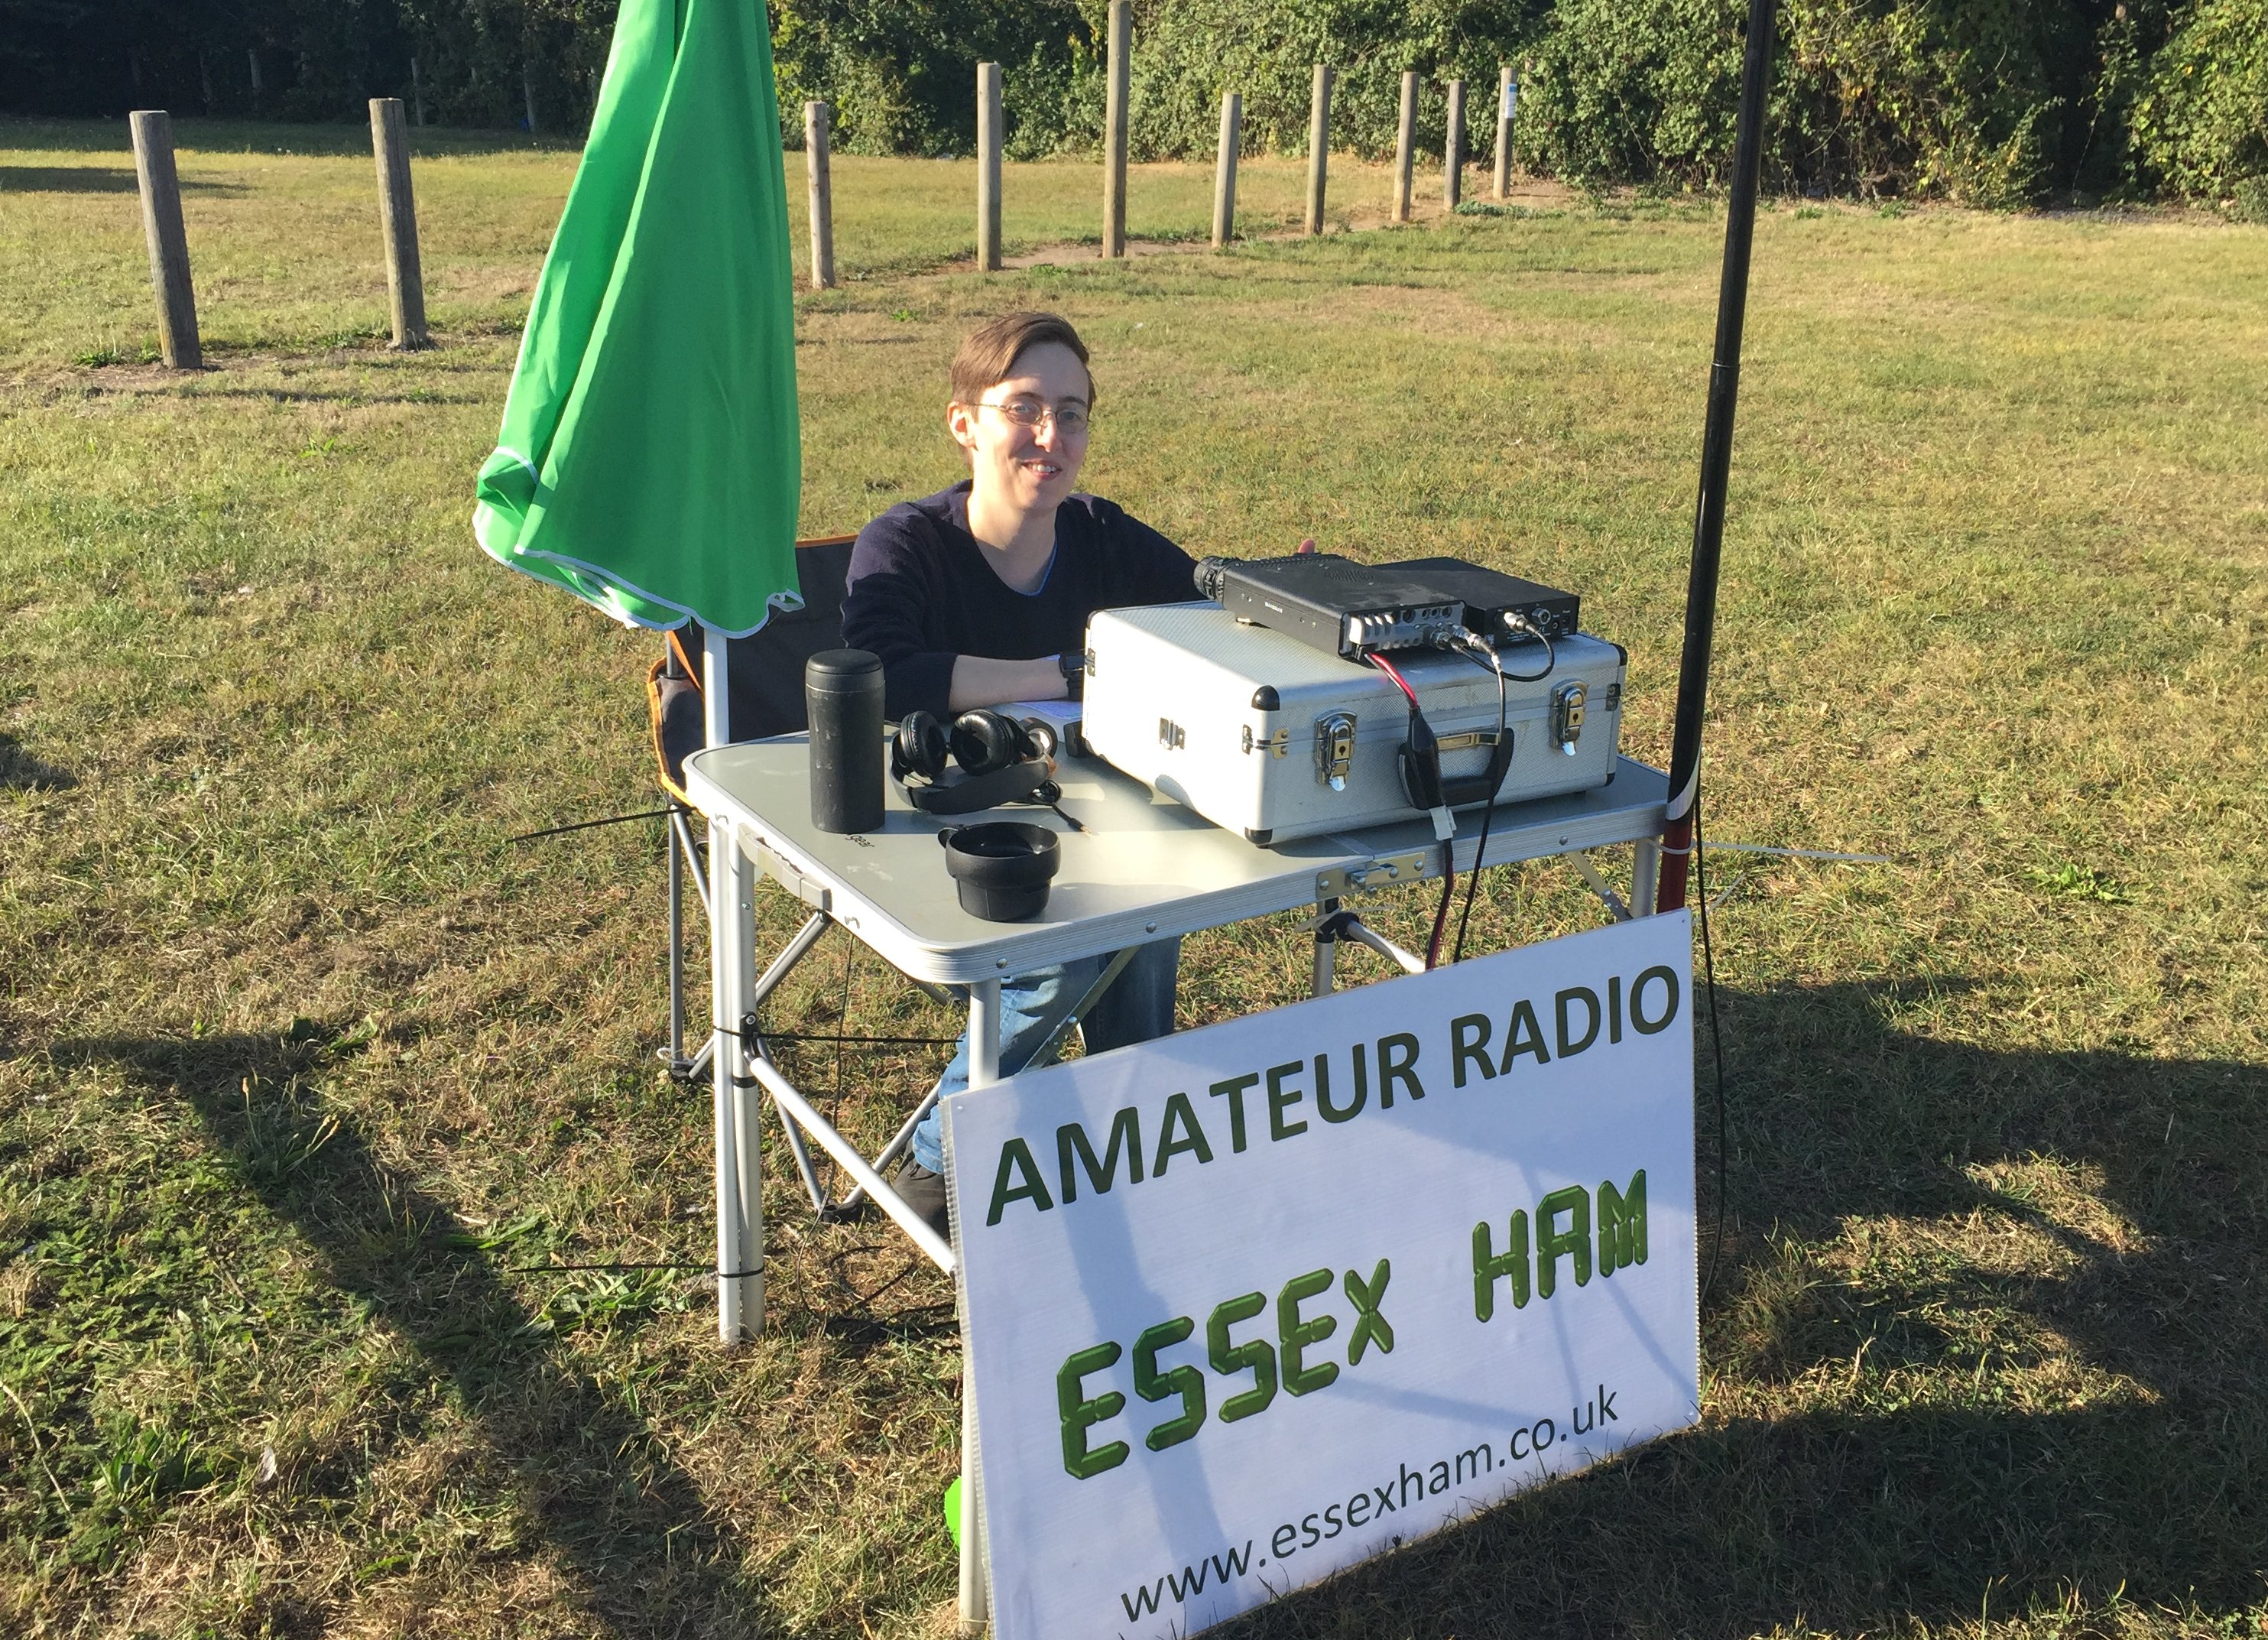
[800,4,1521,288]
[127,99,425,369]
[123,17,1519,364]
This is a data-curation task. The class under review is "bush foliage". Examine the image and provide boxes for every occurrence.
[2130,0,2268,216]
[1518,0,2116,206]
[1115,0,1541,162]
[769,0,1092,156]
[5,0,2263,208]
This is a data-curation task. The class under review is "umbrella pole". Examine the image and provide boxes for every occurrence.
[1657,0,1775,912]
[706,627,764,1340]
[703,627,731,749]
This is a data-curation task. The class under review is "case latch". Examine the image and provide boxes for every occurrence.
[1241,725,1290,758]
[1316,712,1357,790]
[1550,680,1588,756]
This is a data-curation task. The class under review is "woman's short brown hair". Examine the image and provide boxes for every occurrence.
[949,311,1092,407]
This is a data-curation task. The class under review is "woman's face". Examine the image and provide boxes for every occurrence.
[947,340,1092,515]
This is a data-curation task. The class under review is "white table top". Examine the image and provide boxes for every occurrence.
[684,738,1668,985]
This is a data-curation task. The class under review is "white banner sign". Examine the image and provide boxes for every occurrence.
[946,911,1698,1640]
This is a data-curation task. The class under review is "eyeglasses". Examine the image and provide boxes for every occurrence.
[973,396,1090,435]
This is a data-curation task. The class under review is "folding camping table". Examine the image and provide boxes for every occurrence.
[683,735,1673,1320]
[681,736,1669,1627]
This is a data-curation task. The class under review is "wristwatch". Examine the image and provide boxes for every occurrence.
[1057,651,1086,702]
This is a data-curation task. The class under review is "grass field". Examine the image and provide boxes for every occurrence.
[2,115,2266,1638]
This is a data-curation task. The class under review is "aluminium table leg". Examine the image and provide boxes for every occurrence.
[1632,836,1662,917]
[959,977,1001,1631]
[1312,895,1341,996]
[966,978,1003,1087]
[1336,914,1428,976]
[712,820,764,1343]
[834,1085,943,1216]
[771,1089,829,1216]
[667,810,686,1072]
[1572,852,1633,921]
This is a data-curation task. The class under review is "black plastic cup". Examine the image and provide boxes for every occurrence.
[939,822,1060,921]
[806,649,885,833]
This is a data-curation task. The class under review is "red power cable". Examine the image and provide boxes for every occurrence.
[1368,651,1420,708]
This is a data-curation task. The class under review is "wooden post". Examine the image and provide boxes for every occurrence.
[412,57,427,128]
[1212,91,1241,247]
[1495,67,1517,200]
[1392,70,1416,223]
[976,63,1002,271]
[128,111,200,369]
[522,63,538,135]
[368,99,427,349]
[1305,64,1332,235]
[806,101,835,289]
[1444,78,1465,211]
[1102,0,1130,258]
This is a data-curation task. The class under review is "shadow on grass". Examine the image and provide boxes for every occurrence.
[0,164,245,194]
[1215,979,2268,1638]
[0,732,75,790]
[54,982,2268,1635]
[61,1021,775,1640]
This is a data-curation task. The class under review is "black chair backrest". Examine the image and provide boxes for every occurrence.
[678,536,857,741]
[655,536,857,795]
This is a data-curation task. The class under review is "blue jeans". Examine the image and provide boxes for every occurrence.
[910,938,1181,1174]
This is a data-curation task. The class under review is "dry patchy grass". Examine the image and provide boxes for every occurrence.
[2,122,2265,1638]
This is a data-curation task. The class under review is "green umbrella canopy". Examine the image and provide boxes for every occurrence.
[475,0,802,637]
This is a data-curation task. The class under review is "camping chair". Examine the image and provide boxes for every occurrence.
[648,533,1150,1227]
[653,540,934,1216]
[647,534,965,1221]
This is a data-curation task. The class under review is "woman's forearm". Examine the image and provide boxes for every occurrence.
[948,655,1067,713]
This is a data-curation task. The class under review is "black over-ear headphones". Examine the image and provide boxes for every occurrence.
[893,709,1055,781]
[891,709,1060,814]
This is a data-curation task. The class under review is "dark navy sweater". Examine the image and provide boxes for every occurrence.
[841,481,1197,721]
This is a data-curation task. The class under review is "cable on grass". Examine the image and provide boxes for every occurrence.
[508,807,673,843]
[506,1260,712,1275]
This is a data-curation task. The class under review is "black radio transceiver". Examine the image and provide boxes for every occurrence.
[1396,557,1582,645]
[1192,554,1466,660]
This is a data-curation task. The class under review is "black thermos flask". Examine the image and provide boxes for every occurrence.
[805,648,885,833]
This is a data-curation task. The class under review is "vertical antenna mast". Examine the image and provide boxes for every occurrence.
[1658,0,1777,911]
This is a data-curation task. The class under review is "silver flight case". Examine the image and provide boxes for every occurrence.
[1082,602,1626,843]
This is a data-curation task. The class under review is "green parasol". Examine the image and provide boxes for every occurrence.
[474,0,801,637]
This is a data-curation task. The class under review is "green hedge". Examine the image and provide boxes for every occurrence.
[1516,0,2111,206]
[10,0,2265,210]
[2131,0,2268,216]
[770,0,1093,156]
[1115,0,1540,162]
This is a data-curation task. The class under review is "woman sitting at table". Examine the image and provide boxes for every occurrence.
[840,310,1196,1236]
